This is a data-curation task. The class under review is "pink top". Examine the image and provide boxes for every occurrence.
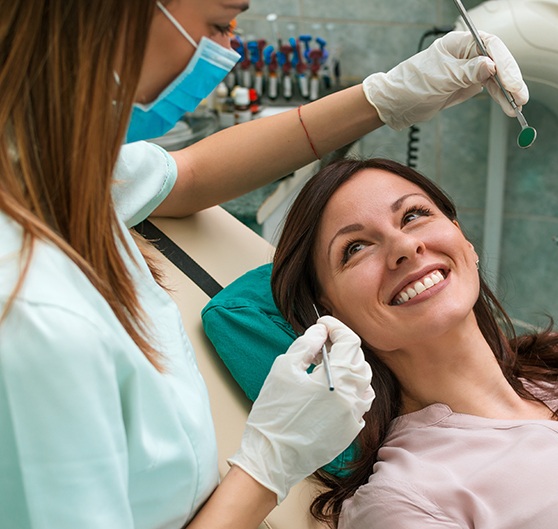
[339,393,558,529]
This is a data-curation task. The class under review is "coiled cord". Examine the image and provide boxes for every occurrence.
[405,25,454,168]
[406,124,421,167]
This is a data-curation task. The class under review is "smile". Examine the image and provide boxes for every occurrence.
[391,270,446,306]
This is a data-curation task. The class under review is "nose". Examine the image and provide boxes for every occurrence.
[386,231,425,269]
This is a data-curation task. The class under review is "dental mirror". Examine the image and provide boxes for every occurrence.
[516,115,537,149]
[452,0,537,148]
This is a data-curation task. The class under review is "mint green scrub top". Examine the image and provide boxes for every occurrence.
[0,142,219,529]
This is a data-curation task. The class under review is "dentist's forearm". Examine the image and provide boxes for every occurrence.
[185,466,277,529]
[156,84,382,217]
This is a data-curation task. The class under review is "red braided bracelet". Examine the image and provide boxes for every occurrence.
[297,105,321,160]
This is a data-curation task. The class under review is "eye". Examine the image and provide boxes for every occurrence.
[342,240,367,263]
[213,23,233,36]
[402,205,432,225]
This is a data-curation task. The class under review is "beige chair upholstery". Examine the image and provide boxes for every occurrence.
[149,207,325,529]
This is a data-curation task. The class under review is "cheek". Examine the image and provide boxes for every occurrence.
[322,271,383,331]
[211,33,232,47]
[321,278,358,320]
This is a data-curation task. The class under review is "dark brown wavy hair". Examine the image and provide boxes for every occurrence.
[271,157,558,527]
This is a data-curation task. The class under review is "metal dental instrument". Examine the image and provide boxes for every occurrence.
[452,0,537,148]
[312,303,334,391]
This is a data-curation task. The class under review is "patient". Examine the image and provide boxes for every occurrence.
[271,158,558,529]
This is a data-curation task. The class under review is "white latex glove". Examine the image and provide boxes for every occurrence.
[228,315,374,503]
[363,30,529,131]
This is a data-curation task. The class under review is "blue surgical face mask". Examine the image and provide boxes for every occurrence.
[125,2,240,143]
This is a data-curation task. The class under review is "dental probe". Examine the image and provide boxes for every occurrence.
[451,0,537,148]
[312,304,335,391]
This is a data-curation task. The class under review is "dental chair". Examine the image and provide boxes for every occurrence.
[145,206,325,529]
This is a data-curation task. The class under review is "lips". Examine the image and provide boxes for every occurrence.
[390,270,446,306]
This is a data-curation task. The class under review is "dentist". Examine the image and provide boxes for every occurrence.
[0,1,527,529]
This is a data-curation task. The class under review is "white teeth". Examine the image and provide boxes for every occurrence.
[393,270,445,306]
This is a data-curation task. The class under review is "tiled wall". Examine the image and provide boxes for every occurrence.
[235,0,558,329]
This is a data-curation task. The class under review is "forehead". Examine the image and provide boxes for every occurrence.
[184,0,250,16]
[168,0,249,22]
[323,168,425,218]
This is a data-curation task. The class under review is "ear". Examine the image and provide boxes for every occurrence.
[464,237,478,264]
[452,220,479,265]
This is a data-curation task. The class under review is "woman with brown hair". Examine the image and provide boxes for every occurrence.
[272,158,558,529]
[0,0,528,528]
[0,3,374,528]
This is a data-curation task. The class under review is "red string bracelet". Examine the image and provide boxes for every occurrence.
[297,105,321,160]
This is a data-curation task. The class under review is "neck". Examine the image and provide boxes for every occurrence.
[385,322,551,421]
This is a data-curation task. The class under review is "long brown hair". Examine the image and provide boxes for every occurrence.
[271,158,558,527]
[0,1,163,367]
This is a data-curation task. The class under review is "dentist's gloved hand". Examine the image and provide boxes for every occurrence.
[363,30,529,131]
[228,315,374,503]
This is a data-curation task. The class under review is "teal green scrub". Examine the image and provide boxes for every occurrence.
[0,142,219,529]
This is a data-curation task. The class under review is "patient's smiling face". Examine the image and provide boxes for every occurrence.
[313,168,480,355]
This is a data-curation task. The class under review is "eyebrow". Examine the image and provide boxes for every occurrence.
[326,192,431,258]
[327,223,365,258]
[226,2,250,12]
[390,192,430,212]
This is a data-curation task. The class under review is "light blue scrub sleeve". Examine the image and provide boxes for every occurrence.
[0,141,217,528]
[113,141,177,227]
[0,302,134,529]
